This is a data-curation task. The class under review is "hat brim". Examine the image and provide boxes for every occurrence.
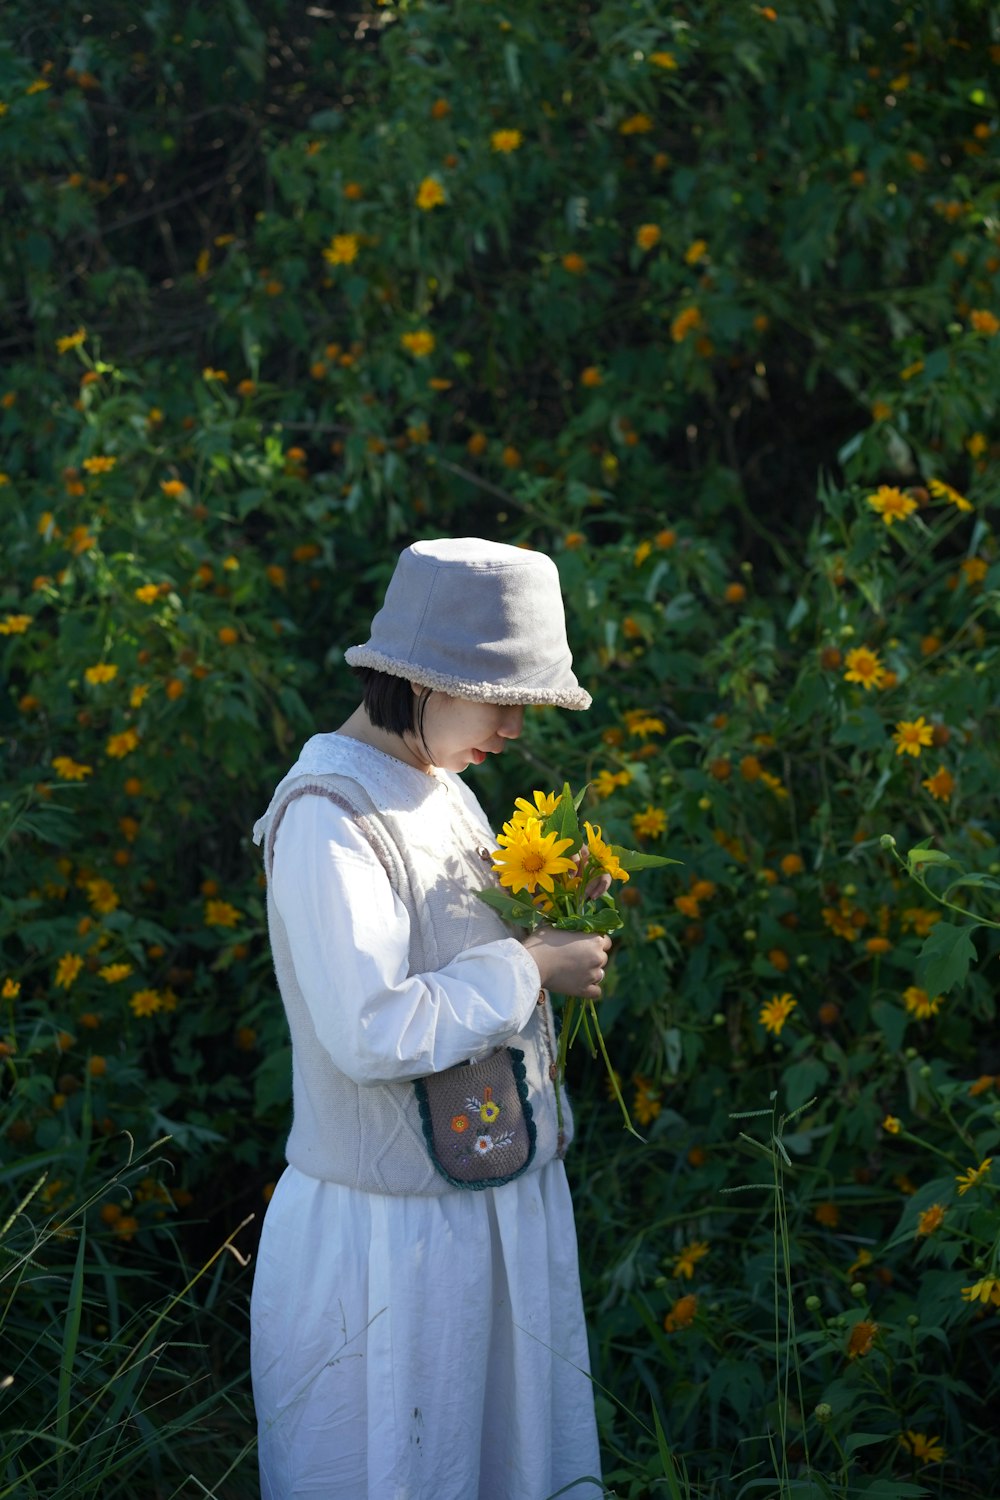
[343,645,592,710]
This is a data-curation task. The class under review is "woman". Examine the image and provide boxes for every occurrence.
[251,538,609,1499]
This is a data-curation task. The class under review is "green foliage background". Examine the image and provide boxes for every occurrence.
[2,1,999,1495]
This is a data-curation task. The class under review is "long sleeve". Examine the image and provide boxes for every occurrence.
[270,794,542,1085]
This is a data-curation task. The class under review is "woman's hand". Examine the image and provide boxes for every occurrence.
[578,843,612,902]
[521,927,612,1000]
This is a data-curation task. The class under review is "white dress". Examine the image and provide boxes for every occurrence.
[250,791,603,1500]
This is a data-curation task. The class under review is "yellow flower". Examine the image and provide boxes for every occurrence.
[970,309,999,335]
[902,986,942,1021]
[916,1203,946,1237]
[632,805,667,840]
[646,923,666,941]
[632,1076,662,1126]
[56,328,87,354]
[400,330,435,358]
[965,433,987,458]
[759,993,797,1036]
[900,359,924,381]
[323,233,360,265]
[205,899,242,928]
[202,367,228,382]
[82,455,117,474]
[593,768,630,798]
[86,878,119,915]
[882,1115,902,1134]
[663,1293,698,1332]
[55,953,84,989]
[492,819,576,896]
[900,907,940,937]
[636,224,661,251]
[956,1158,992,1196]
[52,756,93,781]
[684,239,707,265]
[0,614,32,635]
[960,1276,1000,1305]
[26,79,51,94]
[130,684,150,707]
[130,988,163,1018]
[672,1239,709,1279]
[2,977,20,999]
[619,112,653,135]
[106,728,139,759]
[846,1319,878,1358]
[580,365,603,387]
[561,252,587,274]
[160,479,187,499]
[84,662,118,685]
[649,50,678,69]
[510,790,560,826]
[490,129,523,153]
[928,477,973,512]
[99,962,133,983]
[624,710,665,737]
[583,821,629,883]
[922,764,955,802]
[842,646,885,691]
[892,715,933,757]
[899,1432,945,1464]
[671,305,702,343]
[415,176,447,210]
[866,484,918,526]
[960,556,988,585]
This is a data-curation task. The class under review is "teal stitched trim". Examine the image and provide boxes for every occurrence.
[414,1047,537,1192]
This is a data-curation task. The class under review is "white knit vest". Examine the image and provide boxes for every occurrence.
[253,737,572,1196]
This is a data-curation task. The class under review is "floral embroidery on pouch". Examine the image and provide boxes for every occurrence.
[451,1113,470,1133]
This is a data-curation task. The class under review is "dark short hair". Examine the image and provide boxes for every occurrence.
[353,667,430,739]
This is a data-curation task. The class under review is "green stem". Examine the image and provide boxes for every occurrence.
[587,999,645,1141]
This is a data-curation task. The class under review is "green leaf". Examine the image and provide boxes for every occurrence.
[915,921,978,994]
[475,886,540,927]
[544,782,582,852]
[611,846,682,871]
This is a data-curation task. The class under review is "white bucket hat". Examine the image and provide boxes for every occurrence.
[344,537,591,710]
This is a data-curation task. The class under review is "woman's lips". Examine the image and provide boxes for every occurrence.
[470,748,486,764]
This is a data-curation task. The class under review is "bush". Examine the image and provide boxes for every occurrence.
[2,1,998,1493]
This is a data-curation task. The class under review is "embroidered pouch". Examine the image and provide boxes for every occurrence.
[414,1047,536,1190]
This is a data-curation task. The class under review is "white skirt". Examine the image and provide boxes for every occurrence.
[250,1161,603,1500]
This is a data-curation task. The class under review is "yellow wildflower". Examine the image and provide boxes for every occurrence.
[916,1203,946,1237]
[632,805,667,840]
[56,328,87,354]
[583,821,629,883]
[413,178,446,211]
[619,112,653,135]
[636,224,661,251]
[759,993,796,1036]
[82,455,116,474]
[843,646,885,691]
[52,756,93,781]
[55,953,84,989]
[902,986,942,1021]
[2,977,20,999]
[892,716,933,757]
[323,233,360,265]
[961,1276,1000,1305]
[84,662,118,685]
[130,989,163,1018]
[671,305,702,343]
[649,51,678,69]
[684,239,707,265]
[86,878,119,915]
[672,1239,709,1279]
[0,614,32,634]
[663,1293,698,1331]
[899,1433,946,1464]
[205,899,242,928]
[866,485,918,526]
[492,820,575,896]
[922,765,955,802]
[956,1158,992,1196]
[106,728,139,759]
[928,477,973,512]
[400,330,435,358]
[490,129,523,153]
[99,962,133,983]
[882,1115,902,1134]
[510,790,560,826]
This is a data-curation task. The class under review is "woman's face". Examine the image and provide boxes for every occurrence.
[410,688,524,773]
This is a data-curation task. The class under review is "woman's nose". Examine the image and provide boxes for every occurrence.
[499,707,524,739]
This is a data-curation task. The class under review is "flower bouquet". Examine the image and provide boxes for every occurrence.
[477,783,678,1137]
